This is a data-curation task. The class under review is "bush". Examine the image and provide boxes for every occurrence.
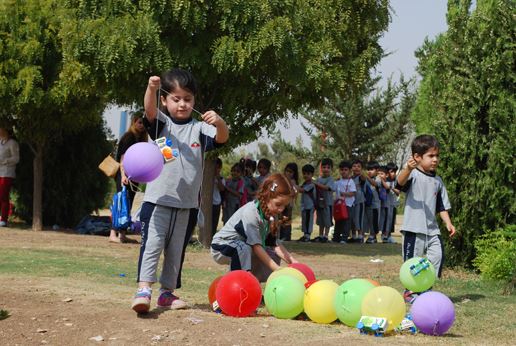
[474,225,516,292]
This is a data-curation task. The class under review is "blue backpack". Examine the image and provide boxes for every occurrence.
[111,186,131,229]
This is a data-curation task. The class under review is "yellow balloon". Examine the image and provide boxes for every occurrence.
[361,286,406,332]
[304,280,339,324]
[267,267,307,286]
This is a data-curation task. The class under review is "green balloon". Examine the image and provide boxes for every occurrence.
[264,275,305,319]
[334,279,376,327]
[399,257,436,292]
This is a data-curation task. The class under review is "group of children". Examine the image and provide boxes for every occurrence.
[213,157,401,246]
[129,67,455,314]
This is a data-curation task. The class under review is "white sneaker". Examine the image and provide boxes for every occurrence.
[0,221,6,227]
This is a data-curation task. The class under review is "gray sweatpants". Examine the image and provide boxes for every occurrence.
[211,241,281,282]
[402,231,444,278]
[137,202,197,290]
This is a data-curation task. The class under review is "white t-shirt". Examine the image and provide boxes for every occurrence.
[335,178,356,207]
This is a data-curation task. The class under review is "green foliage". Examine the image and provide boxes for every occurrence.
[61,0,390,148]
[412,0,515,265]
[301,77,416,165]
[474,225,516,291]
[13,119,113,227]
[0,309,8,320]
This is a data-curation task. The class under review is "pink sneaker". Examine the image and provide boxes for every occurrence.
[132,288,152,314]
[157,289,187,310]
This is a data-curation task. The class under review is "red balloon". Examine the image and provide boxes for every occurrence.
[289,263,316,282]
[305,279,318,289]
[215,270,262,317]
[208,275,223,305]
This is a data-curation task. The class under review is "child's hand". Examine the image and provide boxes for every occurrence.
[148,76,160,91]
[447,223,456,237]
[202,110,223,126]
[405,157,418,171]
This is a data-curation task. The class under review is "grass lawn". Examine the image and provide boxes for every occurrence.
[0,223,515,345]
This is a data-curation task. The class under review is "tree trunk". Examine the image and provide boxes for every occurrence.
[199,158,216,247]
[32,144,44,231]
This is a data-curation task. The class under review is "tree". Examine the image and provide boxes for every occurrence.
[412,0,515,266]
[2,0,390,237]
[300,77,416,164]
[0,1,163,230]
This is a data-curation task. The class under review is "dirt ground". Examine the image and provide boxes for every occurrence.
[0,224,451,346]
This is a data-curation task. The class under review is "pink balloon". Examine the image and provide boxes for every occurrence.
[122,142,164,183]
[289,263,316,282]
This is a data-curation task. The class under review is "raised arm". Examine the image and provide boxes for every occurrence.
[144,76,161,122]
[397,157,418,186]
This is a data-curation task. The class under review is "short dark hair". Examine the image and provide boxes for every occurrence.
[366,161,380,170]
[411,134,439,156]
[302,164,315,174]
[215,157,222,168]
[386,162,398,172]
[339,160,352,169]
[161,68,198,96]
[352,159,363,167]
[378,165,388,174]
[321,158,333,168]
[257,158,272,170]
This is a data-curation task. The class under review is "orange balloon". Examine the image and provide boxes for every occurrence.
[208,276,223,305]
[366,279,381,286]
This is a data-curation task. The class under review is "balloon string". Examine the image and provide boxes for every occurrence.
[239,288,249,315]
[433,320,440,335]
[341,290,351,312]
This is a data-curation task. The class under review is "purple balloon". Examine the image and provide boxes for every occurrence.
[122,142,164,183]
[410,291,455,335]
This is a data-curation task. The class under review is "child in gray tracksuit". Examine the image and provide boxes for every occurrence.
[397,135,456,300]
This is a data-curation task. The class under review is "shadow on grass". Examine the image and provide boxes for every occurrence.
[281,241,401,257]
[448,294,485,303]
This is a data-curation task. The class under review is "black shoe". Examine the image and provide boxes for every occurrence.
[298,235,310,242]
[311,236,322,243]
[320,237,328,243]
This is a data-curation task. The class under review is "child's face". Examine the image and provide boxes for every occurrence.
[378,171,386,179]
[388,170,396,180]
[339,167,351,179]
[257,163,269,176]
[367,168,377,178]
[352,163,362,176]
[215,164,222,175]
[415,147,440,173]
[320,164,332,177]
[231,168,241,179]
[302,171,313,182]
[284,168,294,179]
[161,86,195,121]
[267,195,291,215]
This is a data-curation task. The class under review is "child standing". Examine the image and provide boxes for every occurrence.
[211,173,298,282]
[279,162,299,241]
[332,161,356,243]
[212,158,225,237]
[351,160,366,243]
[364,161,381,244]
[312,158,335,243]
[255,158,271,187]
[297,164,316,242]
[396,135,456,300]
[386,162,400,237]
[132,69,229,314]
[377,166,393,243]
[223,163,245,224]
[242,158,259,202]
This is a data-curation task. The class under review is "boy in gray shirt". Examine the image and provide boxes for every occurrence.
[397,135,456,301]
[297,164,316,242]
